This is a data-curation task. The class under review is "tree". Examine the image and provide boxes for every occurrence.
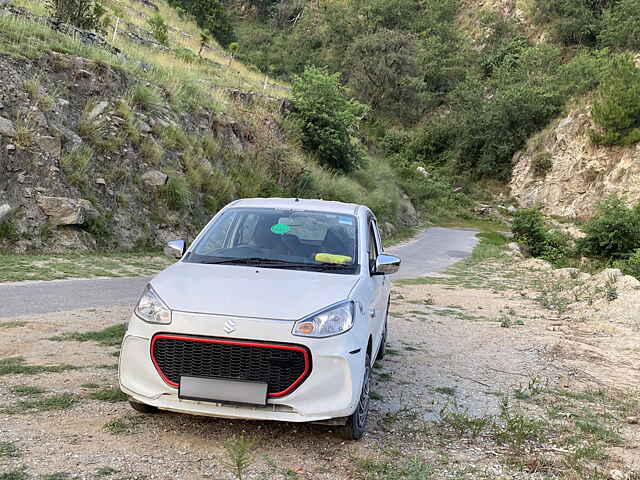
[291,67,369,173]
[590,55,640,146]
[167,0,236,47]
[344,29,428,122]
[599,0,640,50]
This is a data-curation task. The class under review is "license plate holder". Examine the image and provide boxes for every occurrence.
[179,376,268,406]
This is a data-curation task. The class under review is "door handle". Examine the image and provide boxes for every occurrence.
[370,309,376,318]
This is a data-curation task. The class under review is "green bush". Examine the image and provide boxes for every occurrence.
[532,153,553,177]
[599,0,640,49]
[512,208,573,264]
[615,248,640,279]
[590,55,640,146]
[512,208,549,257]
[531,0,603,45]
[46,0,105,31]
[162,175,192,210]
[148,13,169,46]
[291,66,368,173]
[167,0,235,47]
[578,195,640,258]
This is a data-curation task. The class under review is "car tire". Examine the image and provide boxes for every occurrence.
[129,399,160,414]
[338,352,371,440]
[376,300,390,361]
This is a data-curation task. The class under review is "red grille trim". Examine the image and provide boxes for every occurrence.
[150,334,311,398]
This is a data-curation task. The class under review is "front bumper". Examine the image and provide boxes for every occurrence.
[119,310,366,423]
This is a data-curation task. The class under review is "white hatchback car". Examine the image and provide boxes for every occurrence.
[119,198,400,439]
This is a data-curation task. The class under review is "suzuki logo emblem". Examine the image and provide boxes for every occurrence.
[224,319,237,334]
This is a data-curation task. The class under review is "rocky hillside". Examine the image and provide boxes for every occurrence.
[0,1,417,253]
[511,104,640,219]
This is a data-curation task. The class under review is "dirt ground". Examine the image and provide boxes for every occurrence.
[2,252,640,479]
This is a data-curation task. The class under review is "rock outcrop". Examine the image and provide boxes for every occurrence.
[37,196,98,226]
[511,106,640,219]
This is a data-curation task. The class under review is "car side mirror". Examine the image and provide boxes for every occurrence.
[164,240,186,259]
[375,254,401,275]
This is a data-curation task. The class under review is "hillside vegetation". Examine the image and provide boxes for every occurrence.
[233,0,640,182]
[0,0,423,252]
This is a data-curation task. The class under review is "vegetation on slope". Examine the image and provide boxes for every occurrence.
[231,0,640,182]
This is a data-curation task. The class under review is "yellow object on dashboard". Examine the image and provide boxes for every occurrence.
[315,253,353,264]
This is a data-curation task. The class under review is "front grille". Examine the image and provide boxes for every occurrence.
[151,334,311,397]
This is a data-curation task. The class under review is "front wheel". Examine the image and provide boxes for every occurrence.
[338,353,371,440]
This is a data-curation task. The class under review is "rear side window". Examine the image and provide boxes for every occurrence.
[368,221,379,273]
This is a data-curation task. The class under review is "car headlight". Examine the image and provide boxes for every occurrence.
[135,285,172,324]
[293,301,354,338]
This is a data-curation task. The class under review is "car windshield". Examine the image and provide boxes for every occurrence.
[186,208,359,273]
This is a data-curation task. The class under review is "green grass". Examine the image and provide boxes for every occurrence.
[41,474,70,480]
[88,387,128,403]
[0,251,171,283]
[103,415,144,435]
[0,321,27,328]
[6,393,76,413]
[0,357,77,376]
[383,225,423,247]
[434,386,456,396]
[81,383,101,389]
[0,442,20,458]
[50,324,125,347]
[95,467,119,477]
[9,385,45,396]
[0,471,27,480]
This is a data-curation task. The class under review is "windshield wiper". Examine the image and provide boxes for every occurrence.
[200,257,292,265]
[200,258,354,270]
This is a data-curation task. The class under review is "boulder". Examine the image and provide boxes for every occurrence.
[86,101,109,123]
[0,116,16,137]
[37,196,98,226]
[141,169,168,187]
[0,203,12,223]
[36,135,61,158]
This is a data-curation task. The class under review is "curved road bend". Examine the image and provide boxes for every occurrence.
[0,227,479,318]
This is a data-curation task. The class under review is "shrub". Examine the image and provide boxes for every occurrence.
[128,84,163,111]
[60,144,94,188]
[148,14,169,46]
[532,153,553,177]
[578,195,640,258]
[590,55,640,146]
[512,208,549,257]
[45,0,105,31]
[162,175,192,210]
[291,66,368,173]
[615,248,640,279]
[531,0,603,45]
[167,0,236,47]
[599,0,640,50]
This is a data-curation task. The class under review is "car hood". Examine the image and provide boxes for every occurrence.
[151,262,360,321]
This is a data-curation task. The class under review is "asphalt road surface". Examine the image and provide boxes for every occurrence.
[0,227,478,318]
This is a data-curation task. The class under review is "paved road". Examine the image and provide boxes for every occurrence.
[388,226,479,279]
[0,227,478,318]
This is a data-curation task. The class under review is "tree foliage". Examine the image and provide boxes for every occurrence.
[579,196,640,258]
[291,67,368,173]
[590,55,640,146]
[46,0,105,30]
[167,0,235,47]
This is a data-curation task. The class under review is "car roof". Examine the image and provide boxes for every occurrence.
[227,198,364,216]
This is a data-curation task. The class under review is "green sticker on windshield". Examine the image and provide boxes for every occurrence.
[271,223,290,235]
